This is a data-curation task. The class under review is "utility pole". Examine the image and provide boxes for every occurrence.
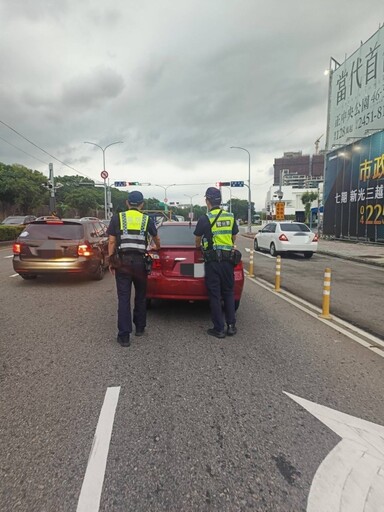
[48,163,55,213]
[42,163,62,214]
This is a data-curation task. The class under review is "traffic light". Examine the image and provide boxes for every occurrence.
[216,181,231,187]
[128,182,140,185]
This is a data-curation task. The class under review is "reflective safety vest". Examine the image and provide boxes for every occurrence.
[203,209,234,251]
[118,209,149,253]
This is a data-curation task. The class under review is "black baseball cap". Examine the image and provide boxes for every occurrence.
[128,190,144,205]
[205,187,222,202]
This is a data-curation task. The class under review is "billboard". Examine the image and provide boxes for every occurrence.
[327,25,384,149]
[323,131,384,242]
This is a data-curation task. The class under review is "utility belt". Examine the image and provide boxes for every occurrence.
[202,249,233,263]
[110,251,153,275]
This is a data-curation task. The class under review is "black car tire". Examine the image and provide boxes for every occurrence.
[304,252,314,259]
[20,274,37,280]
[92,258,105,280]
[270,243,278,257]
[254,239,260,251]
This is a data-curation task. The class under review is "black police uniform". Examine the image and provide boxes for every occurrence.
[108,210,157,339]
[194,210,239,334]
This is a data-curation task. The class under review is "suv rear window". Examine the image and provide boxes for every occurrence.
[20,222,84,240]
[158,225,195,246]
[280,223,310,232]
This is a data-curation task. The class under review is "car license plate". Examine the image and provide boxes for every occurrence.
[180,263,205,278]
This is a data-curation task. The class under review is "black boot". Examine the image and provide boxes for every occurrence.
[117,335,131,347]
[227,324,237,336]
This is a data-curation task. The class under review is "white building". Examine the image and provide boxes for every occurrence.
[265,184,322,218]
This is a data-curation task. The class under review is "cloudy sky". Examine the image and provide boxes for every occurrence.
[0,0,383,208]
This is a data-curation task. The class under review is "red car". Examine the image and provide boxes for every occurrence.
[147,221,244,309]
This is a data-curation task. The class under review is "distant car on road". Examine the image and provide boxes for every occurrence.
[146,222,244,309]
[12,217,109,280]
[1,215,36,225]
[254,221,318,258]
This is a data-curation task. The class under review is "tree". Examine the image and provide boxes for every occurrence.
[64,187,100,217]
[0,163,47,215]
[228,199,255,221]
[301,191,318,223]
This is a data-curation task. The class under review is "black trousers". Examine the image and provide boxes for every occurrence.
[204,260,236,332]
[115,255,147,337]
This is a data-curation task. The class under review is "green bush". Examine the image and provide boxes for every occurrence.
[0,225,24,241]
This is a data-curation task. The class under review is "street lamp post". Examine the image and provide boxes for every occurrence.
[84,140,123,219]
[153,184,177,203]
[230,146,252,233]
[184,193,198,220]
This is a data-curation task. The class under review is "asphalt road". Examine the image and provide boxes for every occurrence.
[236,236,384,340]
[1,245,383,512]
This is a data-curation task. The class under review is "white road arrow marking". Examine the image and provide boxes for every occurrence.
[285,392,384,512]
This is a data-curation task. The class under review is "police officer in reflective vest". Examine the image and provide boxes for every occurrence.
[194,187,239,338]
[108,191,161,347]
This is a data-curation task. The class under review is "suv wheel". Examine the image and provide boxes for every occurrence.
[92,258,105,280]
[20,274,37,280]
[254,239,260,251]
[304,252,314,259]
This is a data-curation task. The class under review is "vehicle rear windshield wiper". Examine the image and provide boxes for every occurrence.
[47,236,73,240]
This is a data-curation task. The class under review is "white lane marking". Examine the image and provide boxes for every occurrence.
[245,273,384,356]
[285,393,384,512]
[9,274,19,278]
[77,386,121,512]
[244,247,273,258]
[3,255,13,259]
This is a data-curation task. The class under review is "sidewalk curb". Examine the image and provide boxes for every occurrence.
[316,250,384,268]
[241,234,384,268]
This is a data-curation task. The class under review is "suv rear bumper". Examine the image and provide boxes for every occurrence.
[13,256,99,275]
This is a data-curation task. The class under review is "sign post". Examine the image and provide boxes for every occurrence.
[100,171,109,219]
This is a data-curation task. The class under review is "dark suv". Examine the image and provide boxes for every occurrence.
[1,215,36,225]
[12,218,109,280]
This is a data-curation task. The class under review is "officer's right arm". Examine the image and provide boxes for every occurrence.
[152,234,161,251]
[148,218,161,250]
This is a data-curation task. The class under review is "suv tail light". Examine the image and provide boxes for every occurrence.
[313,233,319,242]
[13,243,21,254]
[279,234,289,241]
[78,244,92,257]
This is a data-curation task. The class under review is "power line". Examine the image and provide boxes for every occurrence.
[0,118,94,180]
[0,135,49,165]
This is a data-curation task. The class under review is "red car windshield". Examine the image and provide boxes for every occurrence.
[157,224,196,246]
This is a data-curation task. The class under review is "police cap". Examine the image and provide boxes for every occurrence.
[128,190,144,205]
[205,187,221,202]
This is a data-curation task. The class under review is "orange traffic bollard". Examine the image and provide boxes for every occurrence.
[319,268,332,319]
[249,249,254,277]
[274,255,281,292]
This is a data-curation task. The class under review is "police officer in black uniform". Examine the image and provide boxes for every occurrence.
[108,191,161,347]
[194,187,239,338]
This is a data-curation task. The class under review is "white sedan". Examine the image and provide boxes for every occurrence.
[254,221,318,258]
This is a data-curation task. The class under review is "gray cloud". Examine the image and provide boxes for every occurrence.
[0,0,383,207]
[61,67,125,111]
